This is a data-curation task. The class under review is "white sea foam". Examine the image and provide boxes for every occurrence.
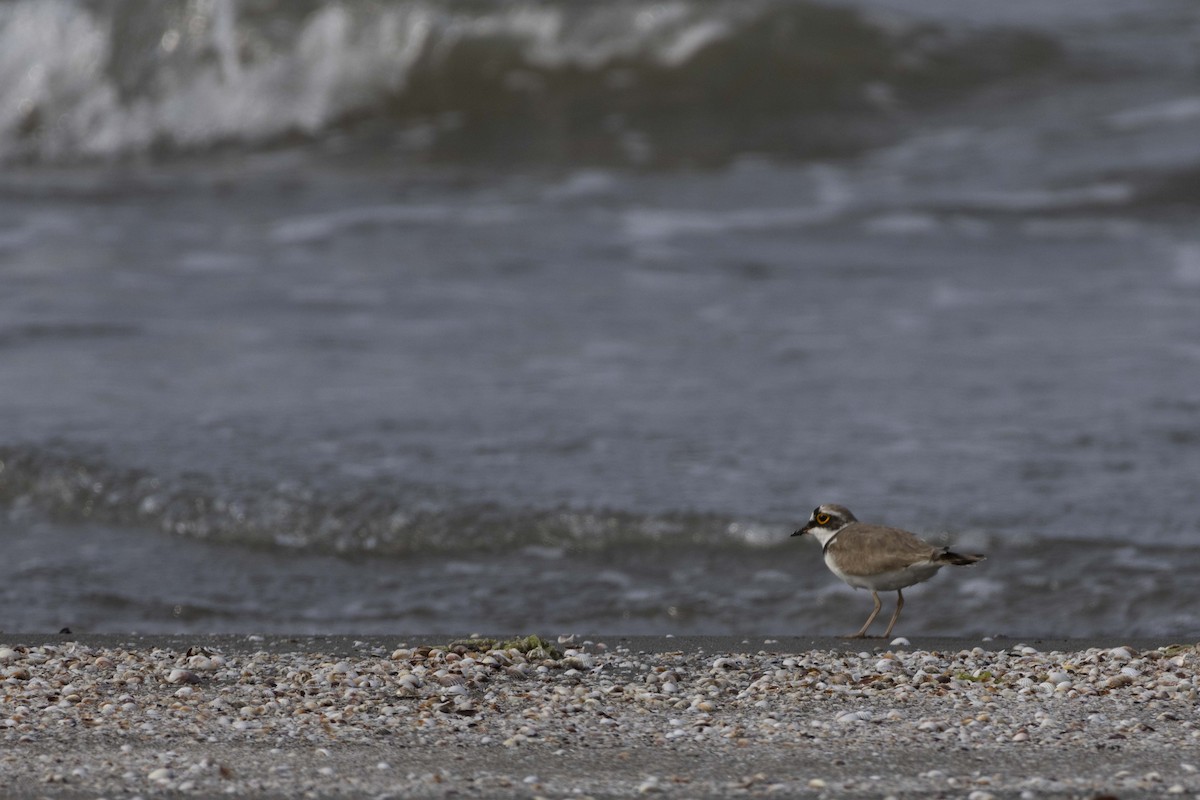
[177,251,256,274]
[621,202,848,244]
[1172,242,1200,287]
[542,170,619,201]
[725,521,788,547]
[1108,95,1200,131]
[956,577,1005,601]
[862,213,941,236]
[270,203,518,245]
[0,0,434,160]
[0,212,75,252]
[1021,218,1145,240]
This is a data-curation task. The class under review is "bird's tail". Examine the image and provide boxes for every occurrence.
[939,549,985,566]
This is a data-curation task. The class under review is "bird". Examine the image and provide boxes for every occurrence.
[792,504,985,638]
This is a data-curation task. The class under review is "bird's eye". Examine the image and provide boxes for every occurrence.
[816,513,831,525]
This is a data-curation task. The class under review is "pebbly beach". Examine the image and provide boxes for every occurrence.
[1,634,1199,798]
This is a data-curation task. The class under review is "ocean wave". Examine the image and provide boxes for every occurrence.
[1107,95,1200,132]
[269,202,521,245]
[0,0,1060,167]
[0,444,789,555]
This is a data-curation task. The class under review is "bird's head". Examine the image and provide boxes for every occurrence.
[792,504,857,538]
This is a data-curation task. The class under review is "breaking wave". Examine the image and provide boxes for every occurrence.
[0,444,787,555]
[0,0,1060,167]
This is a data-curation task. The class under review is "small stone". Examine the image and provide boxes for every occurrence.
[3,638,1198,797]
[166,669,200,684]
[637,777,661,793]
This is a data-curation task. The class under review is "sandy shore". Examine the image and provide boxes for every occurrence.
[2,633,1199,798]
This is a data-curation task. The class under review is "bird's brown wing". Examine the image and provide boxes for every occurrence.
[826,524,940,576]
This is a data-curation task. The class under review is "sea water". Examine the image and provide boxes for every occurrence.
[1,0,1198,635]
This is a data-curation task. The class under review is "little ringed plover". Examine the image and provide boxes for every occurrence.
[793,504,985,638]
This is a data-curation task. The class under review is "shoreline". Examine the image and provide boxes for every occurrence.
[4,632,1197,655]
[1,634,1198,798]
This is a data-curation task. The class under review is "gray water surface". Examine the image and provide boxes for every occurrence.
[1,0,1198,636]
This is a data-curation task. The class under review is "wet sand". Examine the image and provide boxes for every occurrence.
[1,633,1198,798]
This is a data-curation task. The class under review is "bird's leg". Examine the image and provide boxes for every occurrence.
[842,590,882,638]
[881,589,904,639]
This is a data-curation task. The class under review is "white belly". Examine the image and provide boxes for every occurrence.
[824,553,943,592]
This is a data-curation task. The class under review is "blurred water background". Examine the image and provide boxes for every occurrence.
[1,0,1199,636]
